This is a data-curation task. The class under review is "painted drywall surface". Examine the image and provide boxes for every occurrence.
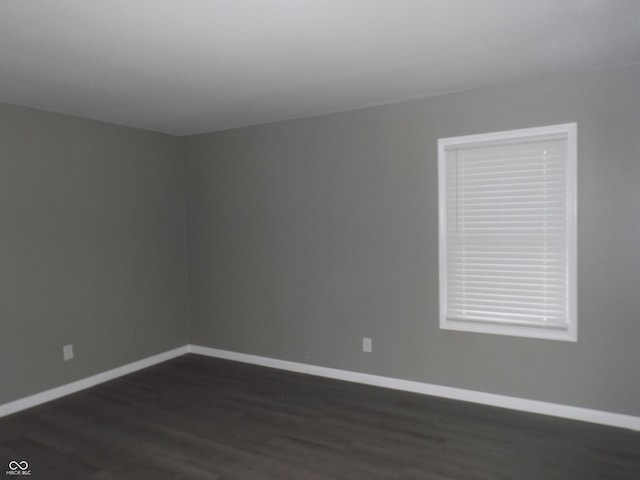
[0,104,189,404]
[185,65,640,417]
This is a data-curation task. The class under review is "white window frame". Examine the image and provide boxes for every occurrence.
[438,123,577,342]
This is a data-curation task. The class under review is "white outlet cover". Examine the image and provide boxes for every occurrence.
[363,337,372,353]
[63,344,74,361]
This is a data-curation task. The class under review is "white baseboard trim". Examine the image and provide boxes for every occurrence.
[191,345,640,432]
[0,345,190,418]
[3,344,638,432]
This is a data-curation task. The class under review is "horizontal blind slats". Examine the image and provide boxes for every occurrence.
[448,166,566,178]
[447,312,567,326]
[443,134,570,327]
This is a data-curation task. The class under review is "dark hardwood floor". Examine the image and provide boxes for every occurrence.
[1,354,639,479]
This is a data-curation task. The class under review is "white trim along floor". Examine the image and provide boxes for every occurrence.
[2,344,639,432]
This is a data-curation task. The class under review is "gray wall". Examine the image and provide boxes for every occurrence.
[2,65,638,418]
[184,64,640,417]
[0,103,189,404]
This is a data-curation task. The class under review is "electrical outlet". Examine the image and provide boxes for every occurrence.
[362,337,372,353]
[63,344,74,361]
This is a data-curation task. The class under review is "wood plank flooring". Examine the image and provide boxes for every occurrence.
[1,354,639,479]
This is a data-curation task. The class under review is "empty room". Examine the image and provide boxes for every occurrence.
[1,1,639,478]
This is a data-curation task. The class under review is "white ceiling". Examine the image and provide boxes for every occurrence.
[1,0,639,135]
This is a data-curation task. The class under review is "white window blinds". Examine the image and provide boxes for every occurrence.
[438,124,576,341]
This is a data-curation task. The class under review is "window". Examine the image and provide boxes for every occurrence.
[438,124,577,341]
